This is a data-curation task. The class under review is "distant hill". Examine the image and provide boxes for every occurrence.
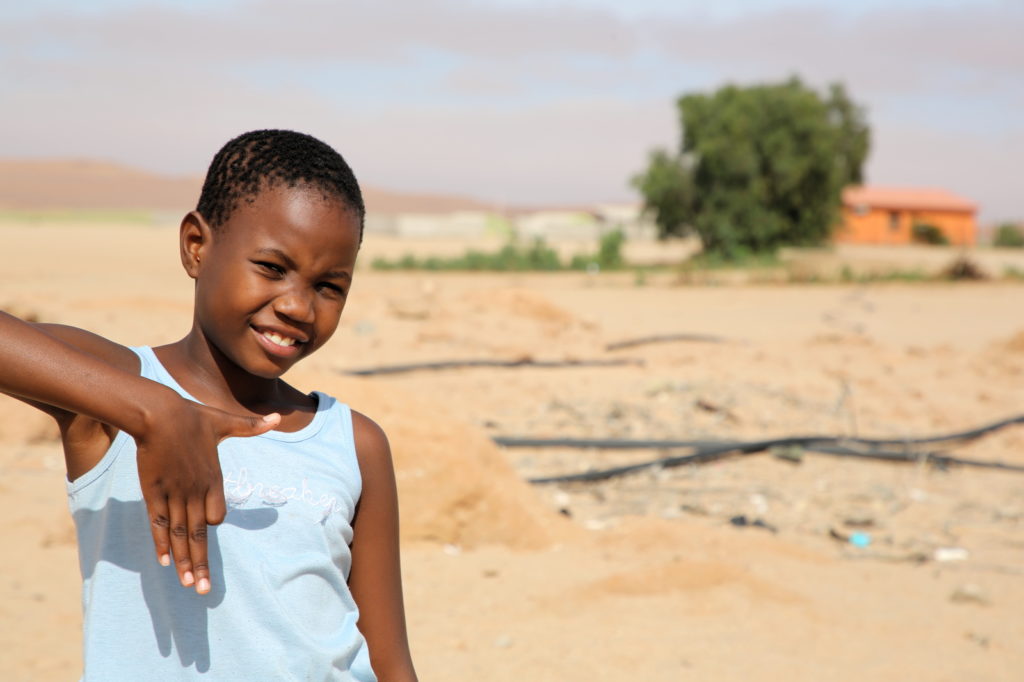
[0,159,498,215]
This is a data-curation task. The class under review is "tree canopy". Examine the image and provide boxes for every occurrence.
[633,78,870,259]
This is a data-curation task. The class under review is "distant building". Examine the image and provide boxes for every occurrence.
[836,187,978,246]
[365,201,658,241]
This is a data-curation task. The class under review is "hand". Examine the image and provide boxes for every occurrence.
[135,398,280,594]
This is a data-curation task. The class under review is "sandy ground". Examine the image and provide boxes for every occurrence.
[2,223,1024,681]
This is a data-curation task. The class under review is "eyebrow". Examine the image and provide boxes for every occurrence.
[254,247,351,280]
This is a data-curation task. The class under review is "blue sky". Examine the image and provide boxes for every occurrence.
[1,0,1020,220]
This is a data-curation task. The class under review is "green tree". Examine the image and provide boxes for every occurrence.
[631,149,694,239]
[993,222,1024,248]
[634,78,870,259]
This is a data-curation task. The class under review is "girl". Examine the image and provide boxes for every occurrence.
[0,130,417,681]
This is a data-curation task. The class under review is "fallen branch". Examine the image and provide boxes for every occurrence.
[342,357,643,377]
[605,333,727,351]
[489,414,1024,484]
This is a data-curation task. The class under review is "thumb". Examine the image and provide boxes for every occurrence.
[218,412,281,441]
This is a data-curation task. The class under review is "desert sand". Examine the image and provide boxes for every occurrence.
[2,222,1023,681]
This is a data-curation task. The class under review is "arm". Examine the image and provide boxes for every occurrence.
[349,411,418,682]
[0,310,280,593]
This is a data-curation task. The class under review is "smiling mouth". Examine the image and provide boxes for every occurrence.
[252,326,305,356]
[260,330,297,348]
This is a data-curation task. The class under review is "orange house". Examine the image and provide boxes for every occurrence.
[835,186,978,246]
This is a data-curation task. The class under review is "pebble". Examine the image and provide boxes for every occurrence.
[933,547,969,562]
[842,508,877,528]
[950,583,990,606]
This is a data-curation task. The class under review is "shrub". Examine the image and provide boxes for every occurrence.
[371,235,625,272]
[596,229,625,269]
[912,223,949,245]
[993,222,1024,248]
[943,256,987,281]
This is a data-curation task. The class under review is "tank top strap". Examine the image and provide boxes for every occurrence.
[130,346,197,402]
[312,393,363,491]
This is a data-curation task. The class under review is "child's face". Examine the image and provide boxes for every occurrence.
[189,185,361,379]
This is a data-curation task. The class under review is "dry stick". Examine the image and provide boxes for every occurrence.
[605,333,727,351]
[342,357,644,377]
[492,414,1024,484]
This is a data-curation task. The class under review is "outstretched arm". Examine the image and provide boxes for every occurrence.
[0,310,279,593]
[349,411,418,682]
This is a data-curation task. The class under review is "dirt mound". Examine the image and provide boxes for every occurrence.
[0,159,201,211]
[0,158,498,215]
[0,366,566,551]
[1001,330,1024,354]
[291,370,568,550]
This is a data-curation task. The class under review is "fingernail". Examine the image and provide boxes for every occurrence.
[159,554,170,567]
[197,578,210,594]
[183,571,194,586]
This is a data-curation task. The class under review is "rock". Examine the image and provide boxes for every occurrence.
[950,583,990,606]
[842,508,877,528]
[933,547,970,562]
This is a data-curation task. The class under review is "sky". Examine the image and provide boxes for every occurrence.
[1,0,1021,221]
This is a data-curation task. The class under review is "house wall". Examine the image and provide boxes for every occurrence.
[836,207,977,246]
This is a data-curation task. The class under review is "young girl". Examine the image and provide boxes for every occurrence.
[0,130,417,681]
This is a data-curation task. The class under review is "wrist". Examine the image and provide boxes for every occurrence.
[116,382,185,442]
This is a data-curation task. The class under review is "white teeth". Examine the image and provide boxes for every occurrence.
[261,331,296,347]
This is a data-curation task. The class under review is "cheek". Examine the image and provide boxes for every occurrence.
[312,301,345,341]
[196,269,259,324]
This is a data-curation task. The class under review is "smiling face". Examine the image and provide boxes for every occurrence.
[182,184,361,379]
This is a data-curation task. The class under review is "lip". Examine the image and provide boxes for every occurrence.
[251,325,304,359]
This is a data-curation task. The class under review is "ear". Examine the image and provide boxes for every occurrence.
[180,211,213,279]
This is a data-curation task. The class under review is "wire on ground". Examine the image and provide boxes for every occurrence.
[490,414,1024,484]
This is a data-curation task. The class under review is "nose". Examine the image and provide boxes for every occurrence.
[272,284,315,324]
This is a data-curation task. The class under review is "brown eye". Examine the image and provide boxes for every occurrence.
[255,261,285,276]
[317,282,344,297]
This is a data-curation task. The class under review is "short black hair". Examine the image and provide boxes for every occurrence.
[196,129,364,240]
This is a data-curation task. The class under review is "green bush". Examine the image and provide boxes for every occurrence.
[596,229,625,269]
[372,232,633,273]
[911,223,949,245]
[994,223,1024,248]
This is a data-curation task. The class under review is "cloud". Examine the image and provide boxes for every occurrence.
[647,3,1023,96]
[0,0,1021,219]
[0,0,637,65]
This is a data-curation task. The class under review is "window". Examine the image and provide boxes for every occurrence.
[889,211,900,231]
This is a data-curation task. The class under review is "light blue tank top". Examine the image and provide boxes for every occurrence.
[66,347,377,681]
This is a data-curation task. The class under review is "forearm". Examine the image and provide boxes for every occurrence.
[0,311,175,436]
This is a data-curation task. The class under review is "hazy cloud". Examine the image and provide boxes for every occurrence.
[0,0,1020,219]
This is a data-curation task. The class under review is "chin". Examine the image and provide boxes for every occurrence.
[250,359,295,379]
[229,351,296,380]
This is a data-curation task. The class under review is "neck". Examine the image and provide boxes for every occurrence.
[159,326,288,415]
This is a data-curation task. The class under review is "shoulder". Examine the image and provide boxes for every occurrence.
[349,410,396,489]
[34,323,139,374]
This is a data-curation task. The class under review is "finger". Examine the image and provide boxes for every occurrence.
[187,498,211,595]
[145,494,173,568]
[217,411,280,442]
[167,497,194,588]
[206,471,227,526]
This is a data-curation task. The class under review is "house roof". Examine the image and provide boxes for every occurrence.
[842,186,977,213]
